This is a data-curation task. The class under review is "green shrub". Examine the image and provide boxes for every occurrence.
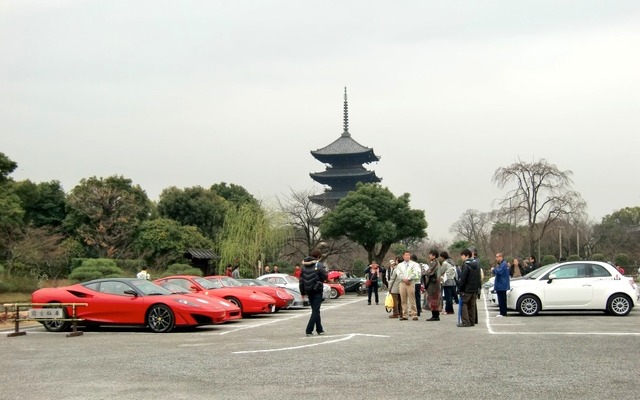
[0,274,39,293]
[591,253,606,261]
[567,254,581,261]
[614,253,630,267]
[541,255,557,266]
[69,258,85,271]
[115,259,146,275]
[161,263,203,277]
[68,259,124,282]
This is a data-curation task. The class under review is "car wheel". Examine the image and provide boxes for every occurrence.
[607,294,632,316]
[329,288,338,299]
[42,304,70,333]
[147,304,175,333]
[516,295,540,316]
[225,297,243,314]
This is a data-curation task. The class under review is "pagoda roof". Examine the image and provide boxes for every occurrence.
[310,169,381,181]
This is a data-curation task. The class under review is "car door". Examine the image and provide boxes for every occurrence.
[542,264,593,308]
[586,263,614,308]
[88,281,148,323]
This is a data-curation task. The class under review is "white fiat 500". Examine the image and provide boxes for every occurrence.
[507,261,638,316]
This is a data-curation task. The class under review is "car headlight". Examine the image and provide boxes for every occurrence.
[175,299,199,307]
[276,290,289,300]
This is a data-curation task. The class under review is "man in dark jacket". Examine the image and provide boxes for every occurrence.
[300,248,328,336]
[457,249,480,327]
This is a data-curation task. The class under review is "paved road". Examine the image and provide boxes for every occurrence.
[1,293,638,400]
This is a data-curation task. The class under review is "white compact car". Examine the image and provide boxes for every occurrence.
[507,261,638,316]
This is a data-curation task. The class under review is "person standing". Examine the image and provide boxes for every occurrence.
[293,264,302,278]
[510,258,523,278]
[440,251,457,315]
[231,265,240,279]
[264,265,271,274]
[300,249,328,336]
[411,254,423,316]
[225,264,233,277]
[136,266,151,280]
[396,251,421,321]
[273,265,280,273]
[425,249,442,321]
[365,261,381,305]
[492,253,510,317]
[457,249,480,327]
[386,257,403,318]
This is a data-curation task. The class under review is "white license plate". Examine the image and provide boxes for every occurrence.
[28,308,64,319]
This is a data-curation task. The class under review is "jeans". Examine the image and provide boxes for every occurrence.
[414,283,422,315]
[305,293,324,334]
[367,282,379,304]
[461,292,477,326]
[496,290,507,316]
[443,285,456,313]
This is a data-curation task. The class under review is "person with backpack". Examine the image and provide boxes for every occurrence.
[300,248,328,336]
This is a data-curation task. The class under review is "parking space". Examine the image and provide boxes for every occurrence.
[2,292,639,400]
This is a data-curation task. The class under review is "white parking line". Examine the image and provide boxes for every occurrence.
[232,333,389,354]
[483,297,640,336]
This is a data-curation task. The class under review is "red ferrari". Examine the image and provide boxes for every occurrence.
[325,283,346,299]
[205,276,294,311]
[30,278,227,333]
[155,281,243,321]
[154,275,275,316]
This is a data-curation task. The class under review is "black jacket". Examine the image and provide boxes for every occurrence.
[458,258,480,294]
[299,257,327,296]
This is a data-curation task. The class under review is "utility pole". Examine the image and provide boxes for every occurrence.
[558,226,563,260]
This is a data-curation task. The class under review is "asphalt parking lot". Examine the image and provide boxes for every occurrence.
[1,293,638,400]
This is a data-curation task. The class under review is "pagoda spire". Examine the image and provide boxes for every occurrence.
[342,87,350,137]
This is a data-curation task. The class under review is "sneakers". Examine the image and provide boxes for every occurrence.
[317,331,326,335]
[367,302,371,305]
[306,333,313,337]
[496,314,504,318]
[426,317,440,321]
[457,323,470,328]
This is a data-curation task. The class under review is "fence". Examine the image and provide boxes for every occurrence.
[2,302,87,338]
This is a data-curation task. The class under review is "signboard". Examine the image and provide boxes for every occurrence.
[28,308,64,319]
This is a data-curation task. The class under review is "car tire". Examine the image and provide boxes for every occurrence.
[329,288,338,299]
[606,294,632,316]
[225,297,243,314]
[42,304,70,333]
[147,304,175,333]
[516,294,540,316]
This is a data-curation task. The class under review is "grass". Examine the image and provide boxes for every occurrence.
[0,292,32,305]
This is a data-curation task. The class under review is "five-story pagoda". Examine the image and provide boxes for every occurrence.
[309,88,381,208]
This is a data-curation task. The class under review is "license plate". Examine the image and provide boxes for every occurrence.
[28,308,63,319]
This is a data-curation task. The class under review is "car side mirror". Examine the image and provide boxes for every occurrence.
[189,286,199,292]
[124,290,138,297]
[547,274,556,284]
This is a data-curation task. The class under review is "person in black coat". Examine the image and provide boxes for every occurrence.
[300,248,328,336]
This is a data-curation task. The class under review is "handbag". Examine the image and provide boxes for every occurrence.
[365,279,372,287]
[384,292,394,310]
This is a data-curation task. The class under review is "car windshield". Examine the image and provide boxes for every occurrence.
[131,280,172,295]
[219,277,244,287]
[238,279,267,287]
[157,282,189,294]
[284,276,299,284]
[194,277,223,289]
[524,263,558,280]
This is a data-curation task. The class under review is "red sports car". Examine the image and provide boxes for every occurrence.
[154,275,275,316]
[156,281,243,321]
[325,282,346,299]
[30,278,227,333]
[205,276,294,311]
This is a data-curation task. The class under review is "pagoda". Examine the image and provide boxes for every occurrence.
[309,88,381,208]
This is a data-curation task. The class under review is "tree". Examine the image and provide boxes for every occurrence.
[211,182,259,209]
[134,218,214,267]
[0,153,24,259]
[320,183,427,264]
[592,207,640,260]
[13,180,66,228]
[64,176,152,258]
[6,226,76,279]
[217,204,291,277]
[0,152,17,183]
[492,159,586,258]
[157,186,228,241]
[449,209,492,258]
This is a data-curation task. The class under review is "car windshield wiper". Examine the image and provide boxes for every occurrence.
[147,292,166,296]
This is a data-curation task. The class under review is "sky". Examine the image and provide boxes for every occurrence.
[1,1,639,241]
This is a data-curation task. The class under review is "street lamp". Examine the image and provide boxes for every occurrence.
[558,226,563,260]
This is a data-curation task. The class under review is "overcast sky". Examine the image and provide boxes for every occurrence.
[1,1,639,241]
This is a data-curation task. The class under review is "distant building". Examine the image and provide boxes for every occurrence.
[309,88,381,208]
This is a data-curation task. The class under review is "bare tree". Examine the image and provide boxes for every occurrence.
[277,188,352,261]
[492,158,587,257]
[449,209,492,257]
